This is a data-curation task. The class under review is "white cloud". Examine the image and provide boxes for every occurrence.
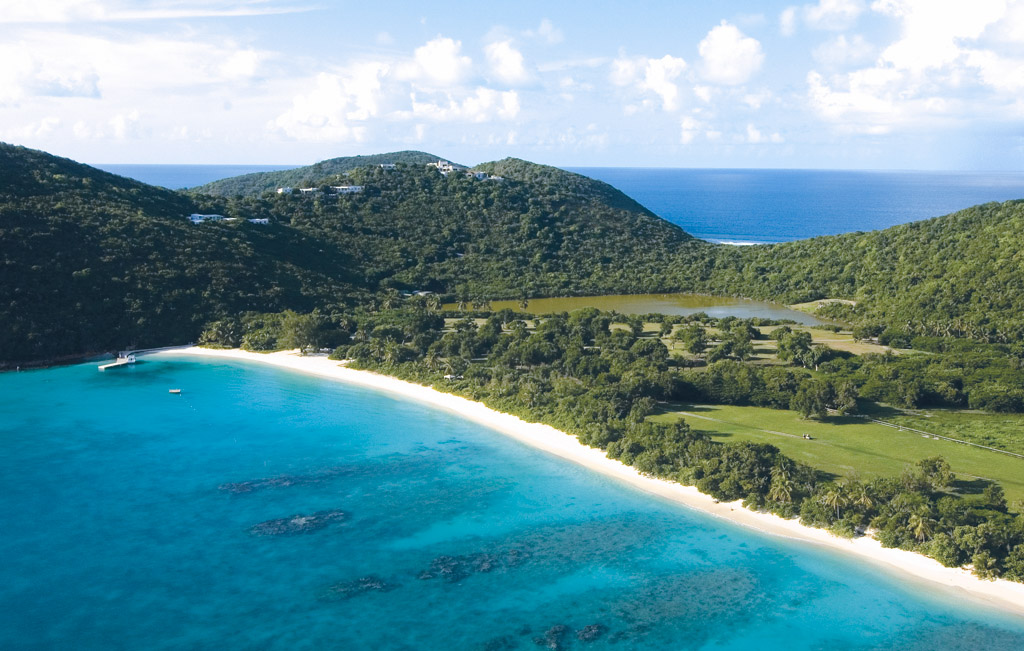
[804,0,866,30]
[964,49,1024,92]
[780,6,799,35]
[872,0,1006,72]
[746,123,784,143]
[698,21,764,85]
[406,37,472,87]
[806,69,900,133]
[641,55,688,110]
[812,34,876,68]
[410,88,520,123]
[804,0,1024,133]
[680,116,701,144]
[611,54,688,111]
[220,49,263,80]
[271,65,390,141]
[485,40,529,85]
[743,90,772,109]
[528,18,564,44]
[109,109,141,139]
[0,116,61,141]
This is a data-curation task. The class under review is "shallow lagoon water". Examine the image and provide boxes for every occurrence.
[2,357,1023,649]
[451,293,825,325]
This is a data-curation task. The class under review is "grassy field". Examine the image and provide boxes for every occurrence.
[880,408,1024,456]
[649,403,1024,504]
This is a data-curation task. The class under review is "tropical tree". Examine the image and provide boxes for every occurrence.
[908,507,937,542]
[819,484,848,520]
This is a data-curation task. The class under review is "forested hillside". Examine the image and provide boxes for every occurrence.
[5,141,1024,365]
[195,159,712,299]
[0,144,360,364]
[717,201,1024,342]
[195,150,455,196]
[0,145,708,365]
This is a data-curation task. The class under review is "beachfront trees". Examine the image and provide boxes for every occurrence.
[819,484,849,520]
[909,507,938,542]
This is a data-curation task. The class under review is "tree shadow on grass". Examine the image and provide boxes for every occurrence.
[951,477,992,496]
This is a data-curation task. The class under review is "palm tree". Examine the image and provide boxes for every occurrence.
[819,485,848,520]
[768,477,794,504]
[908,508,936,542]
[382,342,401,366]
[848,481,874,511]
[423,352,441,371]
[380,289,401,311]
[426,294,441,312]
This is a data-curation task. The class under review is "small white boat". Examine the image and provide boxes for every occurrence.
[169,389,181,394]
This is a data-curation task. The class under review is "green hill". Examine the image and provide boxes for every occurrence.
[0,143,361,364]
[0,144,707,365]
[5,142,1024,364]
[714,201,1024,342]
[195,150,457,196]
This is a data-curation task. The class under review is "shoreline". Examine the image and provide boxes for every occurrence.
[151,346,1024,619]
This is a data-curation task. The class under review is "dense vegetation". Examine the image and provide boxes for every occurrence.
[194,150,455,196]
[0,143,362,363]
[192,159,710,298]
[6,141,1024,367]
[199,304,1024,582]
[709,200,1024,343]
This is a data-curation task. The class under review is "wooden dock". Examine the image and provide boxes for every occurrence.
[98,353,136,371]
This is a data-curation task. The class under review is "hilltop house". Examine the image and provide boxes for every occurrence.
[188,213,226,223]
[247,218,269,225]
[379,163,396,170]
[276,187,292,194]
[332,185,364,194]
[432,160,456,175]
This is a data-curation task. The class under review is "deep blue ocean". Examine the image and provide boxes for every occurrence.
[567,168,1024,243]
[94,164,298,190]
[3,357,1024,649]
[96,164,1024,243]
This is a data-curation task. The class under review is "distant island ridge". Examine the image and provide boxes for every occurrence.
[94,161,1024,243]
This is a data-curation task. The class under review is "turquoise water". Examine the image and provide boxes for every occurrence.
[3,357,1024,649]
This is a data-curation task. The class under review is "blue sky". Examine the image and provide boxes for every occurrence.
[2,0,1023,169]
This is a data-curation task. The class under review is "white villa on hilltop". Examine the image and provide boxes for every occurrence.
[188,213,227,223]
[432,160,456,175]
[379,163,396,170]
[332,185,364,194]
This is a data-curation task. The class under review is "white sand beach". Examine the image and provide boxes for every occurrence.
[152,347,1024,618]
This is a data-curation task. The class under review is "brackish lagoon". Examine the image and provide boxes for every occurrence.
[448,293,826,325]
[2,357,1023,649]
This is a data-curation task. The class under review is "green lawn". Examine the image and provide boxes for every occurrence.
[881,408,1024,456]
[649,403,1024,504]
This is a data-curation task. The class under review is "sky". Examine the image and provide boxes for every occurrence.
[2,0,1023,169]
